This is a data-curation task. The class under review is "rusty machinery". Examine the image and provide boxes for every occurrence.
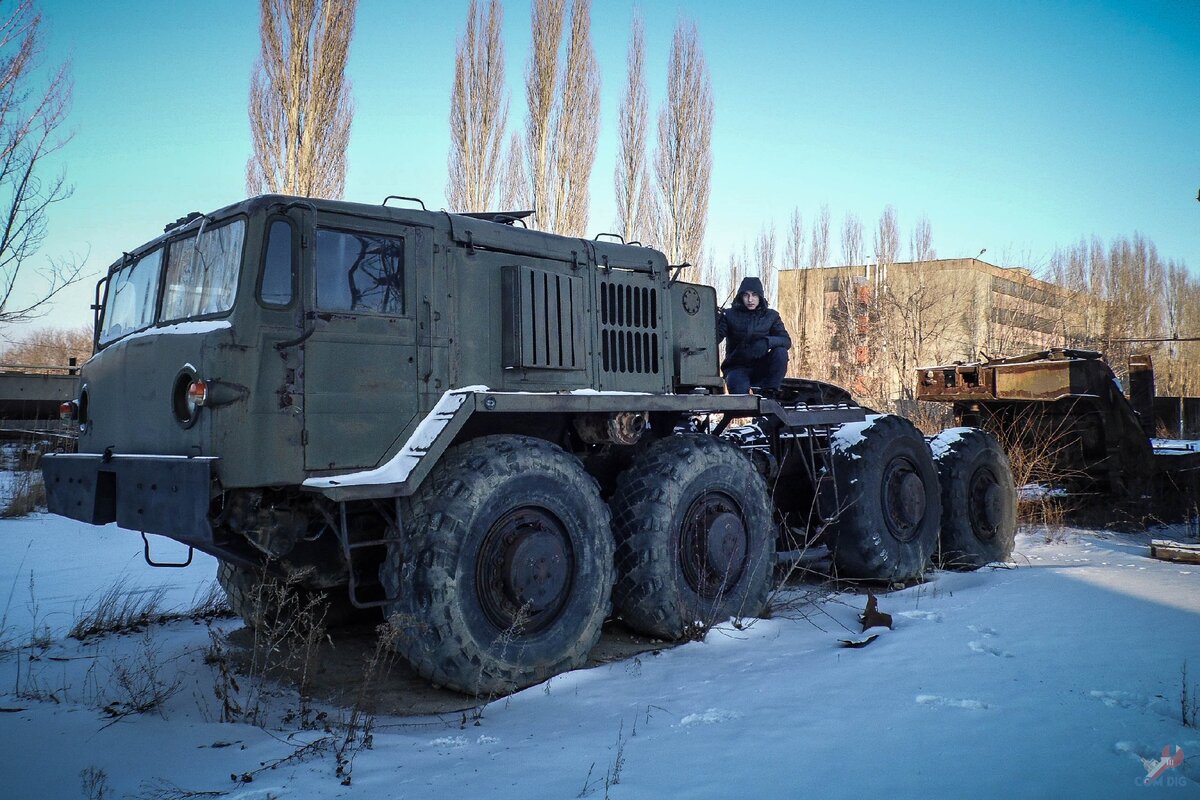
[917,348,1200,522]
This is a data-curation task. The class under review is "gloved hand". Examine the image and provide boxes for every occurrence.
[742,336,769,361]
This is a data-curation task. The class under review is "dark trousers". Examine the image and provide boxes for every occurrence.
[724,347,789,394]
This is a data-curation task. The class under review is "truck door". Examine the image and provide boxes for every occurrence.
[301,215,428,471]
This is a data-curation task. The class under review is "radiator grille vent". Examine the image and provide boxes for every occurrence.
[599,281,659,374]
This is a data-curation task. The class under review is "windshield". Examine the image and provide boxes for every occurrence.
[160,219,246,321]
[98,249,163,345]
[97,218,246,347]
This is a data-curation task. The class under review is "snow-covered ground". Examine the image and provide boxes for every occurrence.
[0,510,1197,799]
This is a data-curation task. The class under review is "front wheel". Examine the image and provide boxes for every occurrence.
[380,436,614,696]
[216,561,370,631]
[825,414,941,582]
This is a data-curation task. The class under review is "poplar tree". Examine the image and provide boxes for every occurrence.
[246,0,356,199]
[447,0,508,212]
[653,18,713,280]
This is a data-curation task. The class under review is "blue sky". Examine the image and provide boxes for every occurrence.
[13,0,1200,329]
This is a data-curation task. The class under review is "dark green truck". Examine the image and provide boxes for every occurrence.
[44,195,1015,694]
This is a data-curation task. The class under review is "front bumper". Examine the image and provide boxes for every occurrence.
[41,453,218,547]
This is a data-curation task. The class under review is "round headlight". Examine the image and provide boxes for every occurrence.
[172,369,200,427]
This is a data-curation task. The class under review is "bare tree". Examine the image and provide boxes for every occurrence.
[783,208,811,374]
[0,322,91,368]
[499,130,527,210]
[1047,232,1190,388]
[785,208,805,269]
[873,205,899,274]
[840,212,863,266]
[1162,259,1200,396]
[1052,235,1116,351]
[909,214,934,264]
[835,209,881,404]
[614,10,652,244]
[246,0,356,199]
[447,0,509,212]
[753,223,777,299]
[523,0,565,229]
[876,214,958,402]
[547,0,599,236]
[521,0,599,236]
[808,204,830,268]
[1164,260,1191,343]
[654,18,713,282]
[691,244,716,296]
[712,244,747,308]
[1103,233,1166,380]
[732,243,749,299]
[861,205,899,397]
[0,0,79,323]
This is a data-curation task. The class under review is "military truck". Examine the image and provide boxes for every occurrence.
[43,194,1015,695]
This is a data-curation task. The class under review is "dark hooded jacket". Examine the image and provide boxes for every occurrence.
[717,277,791,370]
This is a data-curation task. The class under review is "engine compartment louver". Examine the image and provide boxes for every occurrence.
[502,265,584,370]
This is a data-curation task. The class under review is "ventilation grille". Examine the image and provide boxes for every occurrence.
[599,281,659,375]
[502,265,584,370]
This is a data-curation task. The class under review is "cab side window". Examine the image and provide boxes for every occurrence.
[315,228,405,314]
[259,219,294,307]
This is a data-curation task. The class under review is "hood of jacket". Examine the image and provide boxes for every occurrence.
[733,276,768,309]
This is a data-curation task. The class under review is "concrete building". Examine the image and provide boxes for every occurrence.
[775,258,1082,404]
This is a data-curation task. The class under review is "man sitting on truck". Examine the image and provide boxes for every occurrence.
[717,276,791,397]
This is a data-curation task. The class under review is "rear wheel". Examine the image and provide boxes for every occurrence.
[930,428,1016,570]
[380,436,614,696]
[609,435,774,639]
[825,414,941,582]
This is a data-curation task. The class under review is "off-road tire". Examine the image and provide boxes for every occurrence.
[930,428,1017,570]
[825,414,941,582]
[380,435,614,696]
[216,561,367,631]
[609,435,774,640]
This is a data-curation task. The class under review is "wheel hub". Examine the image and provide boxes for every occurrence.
[882,458,926,542]
[968,468,1002,539]
[477,507,574,633]
[706,511,746,567]
[504,529,569,611]
[680,493,748,598]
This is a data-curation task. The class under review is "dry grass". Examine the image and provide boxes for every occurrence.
[576,720,629,799]
[204,572,395,786]
[127,778,228,800]
[185,581,232,620]
[70,578,231,642]
[79,767,112,800]
[1183,661,1198,729]
[69,578,167,640]
[102,632,183,719]
[0,437,67,518]
[900,400,955,436]
[333,622,401,785]
[975,406,1085,534]
[1,468,46,517]
[206,570,332,728]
